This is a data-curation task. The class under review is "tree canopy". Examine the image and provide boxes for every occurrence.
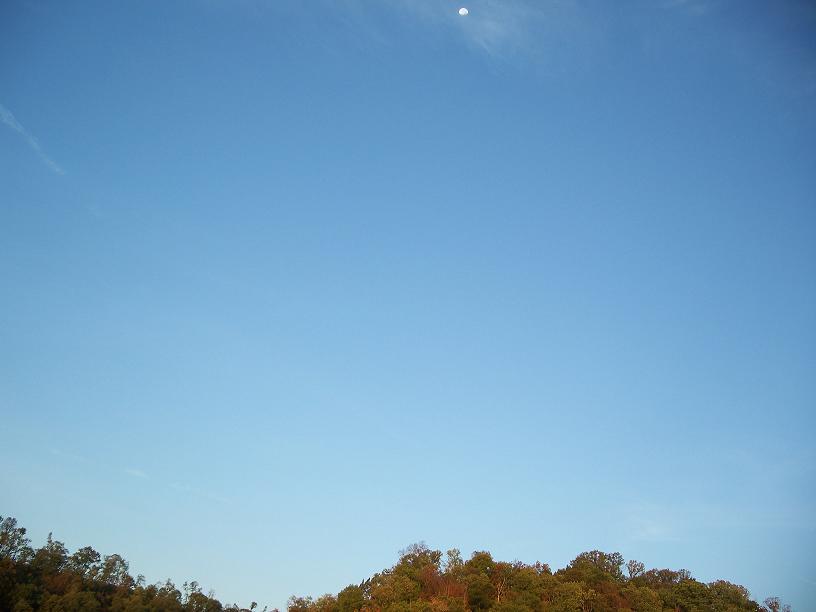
[287,542,789,612]
[0,516,791,612]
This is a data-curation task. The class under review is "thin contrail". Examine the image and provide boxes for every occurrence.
[0,102,65,175]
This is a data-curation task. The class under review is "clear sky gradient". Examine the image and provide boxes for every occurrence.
[1,0,814,609]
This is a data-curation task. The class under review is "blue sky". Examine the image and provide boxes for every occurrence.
[1,0,814,609]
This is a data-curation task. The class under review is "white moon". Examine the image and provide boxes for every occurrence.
[458,7,469,16]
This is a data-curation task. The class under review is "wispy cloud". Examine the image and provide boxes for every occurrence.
[170,482,233,505]
[392,0,583,60]
[449,1,542,57]
[124,468,149,479]
[50,446,233,503]
[50,448,90,463]
[288,0,590,63]
[0,102,65,175]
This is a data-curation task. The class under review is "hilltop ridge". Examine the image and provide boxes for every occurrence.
[0,516,790,612]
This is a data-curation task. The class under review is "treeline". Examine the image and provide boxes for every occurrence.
[0,516,791,612]
[288,543,790,612]
[0,516,261,612]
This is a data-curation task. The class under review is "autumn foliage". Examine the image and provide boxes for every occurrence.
[288,543,786,612]
[0,516,791,612]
